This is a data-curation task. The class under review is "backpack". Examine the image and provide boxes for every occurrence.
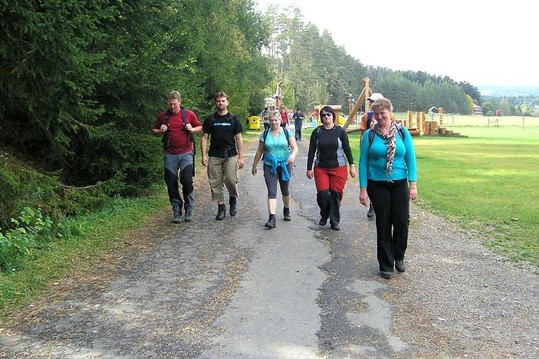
[262,127,291,143]
[163,108,196,176]
[163,108,194,148]
[261,127,292,160]
[368,123,405,148]
[366,111,374,129]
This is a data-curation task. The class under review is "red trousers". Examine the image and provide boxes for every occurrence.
[313,165,348,203]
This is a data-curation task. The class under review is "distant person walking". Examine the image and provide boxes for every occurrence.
[359,97,418,279]
[306,106,356,230]
[152,91,202,223]
[251,111,298,228]
[261,107,271,130]
[280,107,289,129]
[201,92,244,220]
[292,108,305,141]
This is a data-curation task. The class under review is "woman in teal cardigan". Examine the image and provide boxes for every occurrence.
[252,111,298,229]
[359,97,418,279]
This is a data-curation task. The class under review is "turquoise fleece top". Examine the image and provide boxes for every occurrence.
[260,128,292,181]
[359,127,417,188]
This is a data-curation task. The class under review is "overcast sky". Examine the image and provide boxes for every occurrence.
[255,0,536,88]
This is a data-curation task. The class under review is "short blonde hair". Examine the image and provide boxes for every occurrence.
[371,98,393,112]
[168,91,181,101]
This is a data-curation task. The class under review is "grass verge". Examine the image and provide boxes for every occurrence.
[0,191,168,321]
[347,125,539,268]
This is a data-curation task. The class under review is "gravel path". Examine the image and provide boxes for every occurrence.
[0,135,537,358]
[390,207,538,358]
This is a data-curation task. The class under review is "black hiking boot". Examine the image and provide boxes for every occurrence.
[283,207,291,221]
[172,208,182,224]
[184,209,193,222]
[216,204,226,220]
[229,196,237,216]
[395,260,406,273]
[265,214,276,228]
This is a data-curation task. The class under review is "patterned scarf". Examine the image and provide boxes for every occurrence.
[374,122,397,177]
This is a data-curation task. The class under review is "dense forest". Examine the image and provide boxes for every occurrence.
[0,0,537,230]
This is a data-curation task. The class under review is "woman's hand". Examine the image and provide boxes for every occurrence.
[409,187,417,200]
[287,155,295,165]
[359,188,369,206]
[349,164,356,178]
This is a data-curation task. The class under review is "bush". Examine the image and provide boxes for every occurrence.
[0,207,55,272]
[0,151,60,228]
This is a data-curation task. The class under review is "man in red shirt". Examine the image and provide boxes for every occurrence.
[152,91,202,223]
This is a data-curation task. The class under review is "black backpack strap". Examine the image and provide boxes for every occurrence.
[180,108,187,126]
[179,108,196,176]
[180,108,195,145]
[262,128,292,158]
[164,109,172,125]
[368,123,378,148]
[162,110,172,148]
[263,127,290,142]
[397,123,404,140]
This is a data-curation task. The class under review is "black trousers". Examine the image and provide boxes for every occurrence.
[367,179,409,272]
[294,121,302,140]
[316,190,340,225]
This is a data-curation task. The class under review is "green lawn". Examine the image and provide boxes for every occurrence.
[346,125,539,267]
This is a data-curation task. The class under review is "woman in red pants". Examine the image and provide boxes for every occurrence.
[306,106,356,230]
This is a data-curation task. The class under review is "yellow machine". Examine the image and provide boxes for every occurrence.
[247,115,261,130]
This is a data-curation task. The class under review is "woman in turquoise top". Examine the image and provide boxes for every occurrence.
[252,111,298,228]
[359,98,418,279]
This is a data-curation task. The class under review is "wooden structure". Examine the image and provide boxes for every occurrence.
[342,77,373,130]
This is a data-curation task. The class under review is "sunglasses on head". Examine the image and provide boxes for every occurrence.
[321,113,332,117]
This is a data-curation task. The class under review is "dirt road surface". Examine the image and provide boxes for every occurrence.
[1,133,537,358]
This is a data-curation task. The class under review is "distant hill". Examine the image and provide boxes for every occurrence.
[479,85,539,97]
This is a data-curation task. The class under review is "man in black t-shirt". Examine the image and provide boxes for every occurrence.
[201,92,244,220]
